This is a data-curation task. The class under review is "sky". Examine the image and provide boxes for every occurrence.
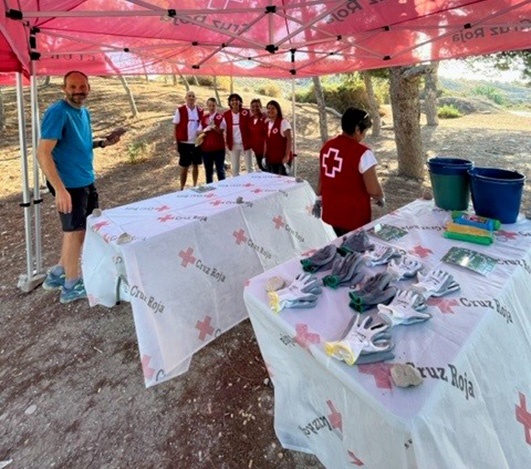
[438,58,524,83]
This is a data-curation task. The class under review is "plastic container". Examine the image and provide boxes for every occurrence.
[427,157,473,210]
[468,167,526,224]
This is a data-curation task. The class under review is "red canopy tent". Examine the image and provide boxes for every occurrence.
[1,0,530,78]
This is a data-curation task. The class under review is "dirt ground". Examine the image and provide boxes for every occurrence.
[0,77,529,469]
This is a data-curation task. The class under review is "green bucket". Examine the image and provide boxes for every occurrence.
[428,158,473,211]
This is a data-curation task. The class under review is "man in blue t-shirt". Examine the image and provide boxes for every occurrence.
[37,71,123,304]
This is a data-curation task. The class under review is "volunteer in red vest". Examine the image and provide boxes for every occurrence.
[172,90,203,190]
[248,98,267,170]
[264,100,292,176]
[224,93,253,177]
[196,97,227,183]
[314,108,385,237]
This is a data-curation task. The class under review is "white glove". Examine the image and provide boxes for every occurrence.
[387,255,423,280]
[324,314,392,365]
[411,269,460,298]
[268,273,322,313]
[364,244,401,266]
[378,290,431,327]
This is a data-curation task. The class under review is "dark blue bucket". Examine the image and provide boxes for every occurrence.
[427,158,473,210]
[468,167,526,224]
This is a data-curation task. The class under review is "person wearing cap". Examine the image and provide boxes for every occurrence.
[173,90,204,190]
[313,107,385,236]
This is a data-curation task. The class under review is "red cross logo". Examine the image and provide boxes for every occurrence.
[409,245,433,258]
[206,192,216,198]
[348,450,364,466]
[272,215,285,229]
[196,315,215,341]
[326,400,342,433]
[233,229,248,245]
[93,220,110,231]
[178,247,197,267]
[358,363,393,389]
[427,297,459,314]
[210,199,223,206]
[252,188,263,194]
[155,204,170,212]
[516,392,531,445]
[322,147,343,177]
[141,354,156,380]
[294,323,321,350]
[158,214,174,223]
[496,230,518,241]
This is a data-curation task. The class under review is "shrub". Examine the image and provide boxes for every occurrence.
[127,140,151,164]
[472,85,506,105]
[256,83,283,98]
[196,76,215,87]
[437,105,462,119]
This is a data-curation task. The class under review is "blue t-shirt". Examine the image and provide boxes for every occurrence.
[40,99,94,188]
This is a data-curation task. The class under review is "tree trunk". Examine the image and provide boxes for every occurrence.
[230,75,234,94]
[0,87,4,132]
[118,74,139,118]
[180,75,190,91]
[424,62,439,126]
[389,67,424,180]
[213,76,222,106]
[172,74,178,86]
[312,76,328,144]
[193,75,200,86]
[362,71,381,137]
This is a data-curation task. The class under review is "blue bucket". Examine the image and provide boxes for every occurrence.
[468,167,526,224]
[427,158,473,210]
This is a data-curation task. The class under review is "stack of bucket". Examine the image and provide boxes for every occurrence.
[427,157,526,224]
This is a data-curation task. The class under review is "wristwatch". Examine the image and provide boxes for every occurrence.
[98,140,106,148]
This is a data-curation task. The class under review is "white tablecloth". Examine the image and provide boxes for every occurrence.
[82,173,335,387]
[244,199,531,468]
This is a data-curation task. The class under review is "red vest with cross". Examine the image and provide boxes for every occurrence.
[199,113,225,152]
[248,115,267,156]
[224,109,251,151]
[265,117,291,165]
[175,105,203,142]
[319,134,372,231]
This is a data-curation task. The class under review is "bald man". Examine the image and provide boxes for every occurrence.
[37,71,122,303]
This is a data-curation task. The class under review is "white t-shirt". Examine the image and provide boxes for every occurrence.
[267,118,291,137]
[359,149,378,173]
[231,112,243,145]
[172,106,200,144]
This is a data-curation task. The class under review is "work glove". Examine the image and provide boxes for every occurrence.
[377,290,432,327]
[364,243,402,267]
[338,230,374,255]
[411,269,460,298]
[322,252,365,289]
[349,272,397,313]
[386,255,423,281]
[268,273,323,313]
[300,244,338,273]
[312,197,322,219]
[324,314,393,365]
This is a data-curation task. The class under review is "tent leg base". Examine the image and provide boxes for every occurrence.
[17,273,46,293]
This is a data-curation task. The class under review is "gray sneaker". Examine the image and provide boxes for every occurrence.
[60,279,87,304]
[42,270,66,291]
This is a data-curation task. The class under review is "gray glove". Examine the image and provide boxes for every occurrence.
[338,230,374,255]
[411,269,460,298]
[301,244,338,273]
[387,255,423,280]
[312,198,322,219]
[322,252,365,289]
[268,273,322,313]
[364,244,402,267]
[349,272,397,313]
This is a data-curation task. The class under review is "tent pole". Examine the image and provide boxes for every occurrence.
[291,76,297,177]
[30,61,44,276]
[16,73,35,284]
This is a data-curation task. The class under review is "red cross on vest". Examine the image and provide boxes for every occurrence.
[322,147,343,177]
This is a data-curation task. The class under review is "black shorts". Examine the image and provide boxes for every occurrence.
[177,142,203,167]
[47,181,99,232]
